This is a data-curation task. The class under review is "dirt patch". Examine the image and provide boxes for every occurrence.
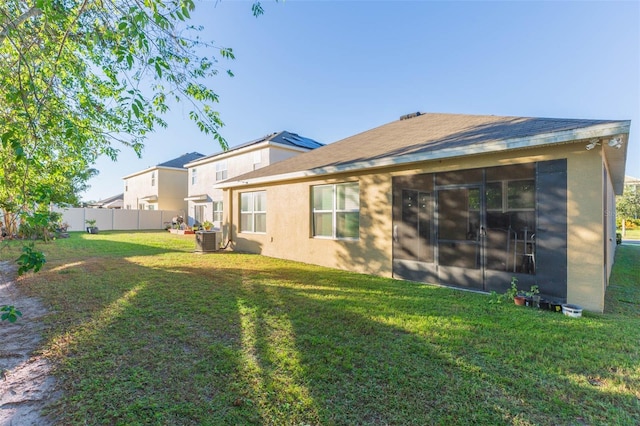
[0,261,60,425]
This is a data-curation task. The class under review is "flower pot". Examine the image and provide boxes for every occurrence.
[514,295,526,306]
[539,299,551,310]
[561,304,583,318]
[532,295,541,308]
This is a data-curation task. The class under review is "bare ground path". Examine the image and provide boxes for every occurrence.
[0,261,60,425]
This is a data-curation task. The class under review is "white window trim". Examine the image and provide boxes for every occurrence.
[312,182,360,240]
[216,160,228,181]
[213,201,223,223]
[240,191,266,234]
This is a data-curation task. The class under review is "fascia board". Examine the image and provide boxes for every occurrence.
[122,166,158,180]
[122,165,186,179]
[216,121,631,189]
[185,141,314,169]
[185,141,270,167]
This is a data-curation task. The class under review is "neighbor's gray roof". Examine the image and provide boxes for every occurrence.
[221,113,630,189]
[158,152,204,168]
[187,131,323,166]
[237,130,324,151]
[91,193,124,206]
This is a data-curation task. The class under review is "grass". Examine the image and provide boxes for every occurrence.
[2,231,640,425]
[619,228,640,239]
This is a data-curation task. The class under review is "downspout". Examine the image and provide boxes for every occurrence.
[224,187,234,249]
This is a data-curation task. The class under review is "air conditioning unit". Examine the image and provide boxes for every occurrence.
[195,231,220,253]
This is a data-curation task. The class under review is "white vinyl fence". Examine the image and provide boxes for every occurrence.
[53,207,182,232]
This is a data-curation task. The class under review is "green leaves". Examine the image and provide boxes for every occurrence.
[16,243,47,275]
[1,305,22,323]
[0,0,267,273]
[252,1,265,17]
[1,130,24,160]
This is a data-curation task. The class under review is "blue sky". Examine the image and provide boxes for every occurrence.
[84,0,640,201]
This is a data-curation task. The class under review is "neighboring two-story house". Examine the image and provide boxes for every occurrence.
[625,175,640,194]
[184,131,323,227]
[123,152,204,213]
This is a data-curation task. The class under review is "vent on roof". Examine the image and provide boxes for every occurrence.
[400,112,422,120]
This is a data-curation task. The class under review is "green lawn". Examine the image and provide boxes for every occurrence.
[2,231,639,425]
[619,228,640,240]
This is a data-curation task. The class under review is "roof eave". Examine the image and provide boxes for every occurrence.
[184,140,316,168]
[217,120,631,189]
[122,165,187,179]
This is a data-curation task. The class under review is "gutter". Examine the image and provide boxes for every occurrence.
[122,165,189,180]
[184,141,315,168]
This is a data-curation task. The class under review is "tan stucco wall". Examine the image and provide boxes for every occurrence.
[228,173,393,276]
[226,141,611,312]
[157,168,189,213]
[566,147,607,312]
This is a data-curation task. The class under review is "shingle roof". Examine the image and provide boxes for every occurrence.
[190,131,323,165]
[94,193,124,204]
[158,152,205,168]
[236,130,323,151]
[89,193,124,208]
[223,113,629,185]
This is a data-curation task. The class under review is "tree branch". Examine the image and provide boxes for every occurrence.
[0,6,42,45]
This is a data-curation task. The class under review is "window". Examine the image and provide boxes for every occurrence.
[485,182,502,210]
[213,201,223,223]
[216,161,228,181]
[240,191,266,233]
[507,180,535,210]
[484,179,535,212]
[147,204,155,210]
[151,171,156,187]
[191,168,197,185]
[124,180,128,192]
[194,204,205,224]
[312,182,359,239]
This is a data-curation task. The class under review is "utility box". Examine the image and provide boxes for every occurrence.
[195,231,220,253]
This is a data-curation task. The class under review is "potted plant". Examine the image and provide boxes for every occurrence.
[85,219,98,234]
[524,285,540,307]
[506,277,526,306]
[538,298,551,310]
[202,220,213,231]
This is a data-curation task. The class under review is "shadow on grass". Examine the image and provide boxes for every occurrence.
[23,246,640,425]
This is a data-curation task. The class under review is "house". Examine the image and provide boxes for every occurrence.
[123,152,204,212]
[183,131,323,227]
[624,175,640,194]
[216,112,631,312]
[89,193,124,209]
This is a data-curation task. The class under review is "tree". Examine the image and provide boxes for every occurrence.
[1,0,263,272]
[616,183,640,236]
